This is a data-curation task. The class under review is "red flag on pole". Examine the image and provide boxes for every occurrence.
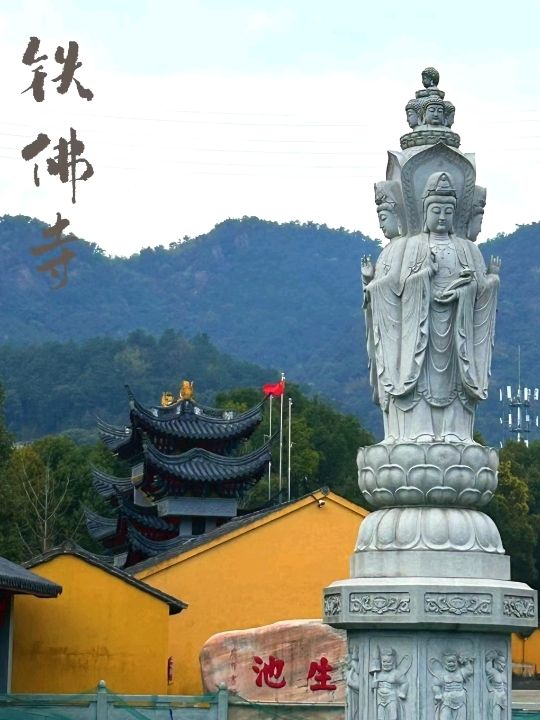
[262,380,285,397]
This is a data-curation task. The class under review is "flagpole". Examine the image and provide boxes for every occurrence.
[288,397,292,502]
[279,372,285,495]
[268,395,273,500]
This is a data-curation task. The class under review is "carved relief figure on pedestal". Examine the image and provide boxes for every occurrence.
[428,652,474,720]
[362,171,500,443]
[485,650,507,720]
[346,647,360,720]
[369,647,411,720]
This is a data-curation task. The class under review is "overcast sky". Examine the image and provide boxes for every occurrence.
[0,0,539,256]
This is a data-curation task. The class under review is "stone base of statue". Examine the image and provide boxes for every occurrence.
[324,552,536,720]
[341,629,509,720]
[323,440,537,720]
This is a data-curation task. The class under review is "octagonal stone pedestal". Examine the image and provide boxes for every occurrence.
[341,629,509,720]
[323,567,537,720]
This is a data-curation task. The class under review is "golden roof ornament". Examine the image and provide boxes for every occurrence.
[160,391,175,407]
[179,380,194,401]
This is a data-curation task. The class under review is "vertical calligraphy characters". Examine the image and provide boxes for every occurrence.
[19,37,94,289]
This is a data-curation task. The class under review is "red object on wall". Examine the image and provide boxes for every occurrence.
[167,656,174,685]
[0,597,10,629]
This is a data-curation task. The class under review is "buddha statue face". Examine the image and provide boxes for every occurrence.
[444,655,458,672]
[445,107,455,128]
[378,207,400,240]
[424,102,445,126]
[425,201,455,234]
[406,106,419,128]
[494,655,506,673]
[468,211,484,242]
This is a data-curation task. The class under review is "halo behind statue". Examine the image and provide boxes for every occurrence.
[399,142,476,236]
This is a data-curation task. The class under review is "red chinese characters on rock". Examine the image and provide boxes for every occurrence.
[252,655,286,689]
[307,657,337,692]
[251,655,337,693]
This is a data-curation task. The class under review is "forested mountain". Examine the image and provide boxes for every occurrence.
[0,331,275,441]
[0,214,539,444]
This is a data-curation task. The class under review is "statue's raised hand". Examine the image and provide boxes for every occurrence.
[361,255,375,284]
[488,256,501,275]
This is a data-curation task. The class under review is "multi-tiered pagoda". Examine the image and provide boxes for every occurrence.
[86,381,271,567]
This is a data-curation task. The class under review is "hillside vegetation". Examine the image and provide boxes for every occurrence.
[1,214,539,444]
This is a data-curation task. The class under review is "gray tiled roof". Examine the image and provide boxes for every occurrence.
[144,438,272,484]
[0,556,62,598]
[83,507,119,541]
[91,466,133,498]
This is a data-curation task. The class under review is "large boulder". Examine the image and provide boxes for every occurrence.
[200,619,346,702]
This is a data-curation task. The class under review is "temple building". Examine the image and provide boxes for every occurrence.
[87,381,272,567]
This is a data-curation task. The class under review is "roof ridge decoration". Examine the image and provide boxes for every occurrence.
[130,391,267,424]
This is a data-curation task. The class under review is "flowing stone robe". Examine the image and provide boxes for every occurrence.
[364,232,499,442]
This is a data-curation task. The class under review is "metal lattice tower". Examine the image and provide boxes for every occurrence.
[499,346,539,446]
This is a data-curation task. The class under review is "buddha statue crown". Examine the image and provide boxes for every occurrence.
[422,171,457,200]
[374,189,396,213]
[400,67,460,150]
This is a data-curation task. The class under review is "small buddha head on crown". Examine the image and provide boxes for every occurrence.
[374,182,401,240]
[444,100,456,128]
[422,172,457,234]
[405,99,421,129]
[422,67,440,89]
[467,185,487,242]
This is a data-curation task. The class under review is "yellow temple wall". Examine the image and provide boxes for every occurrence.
[11,554,171,694]
[512,630,540,674]
[135,491,367,695]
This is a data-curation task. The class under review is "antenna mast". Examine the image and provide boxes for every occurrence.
[499,345,539,447]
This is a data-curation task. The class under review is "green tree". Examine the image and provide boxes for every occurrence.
[486,458,538,585]
[215,384,373,509]
[0,435,123,562]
